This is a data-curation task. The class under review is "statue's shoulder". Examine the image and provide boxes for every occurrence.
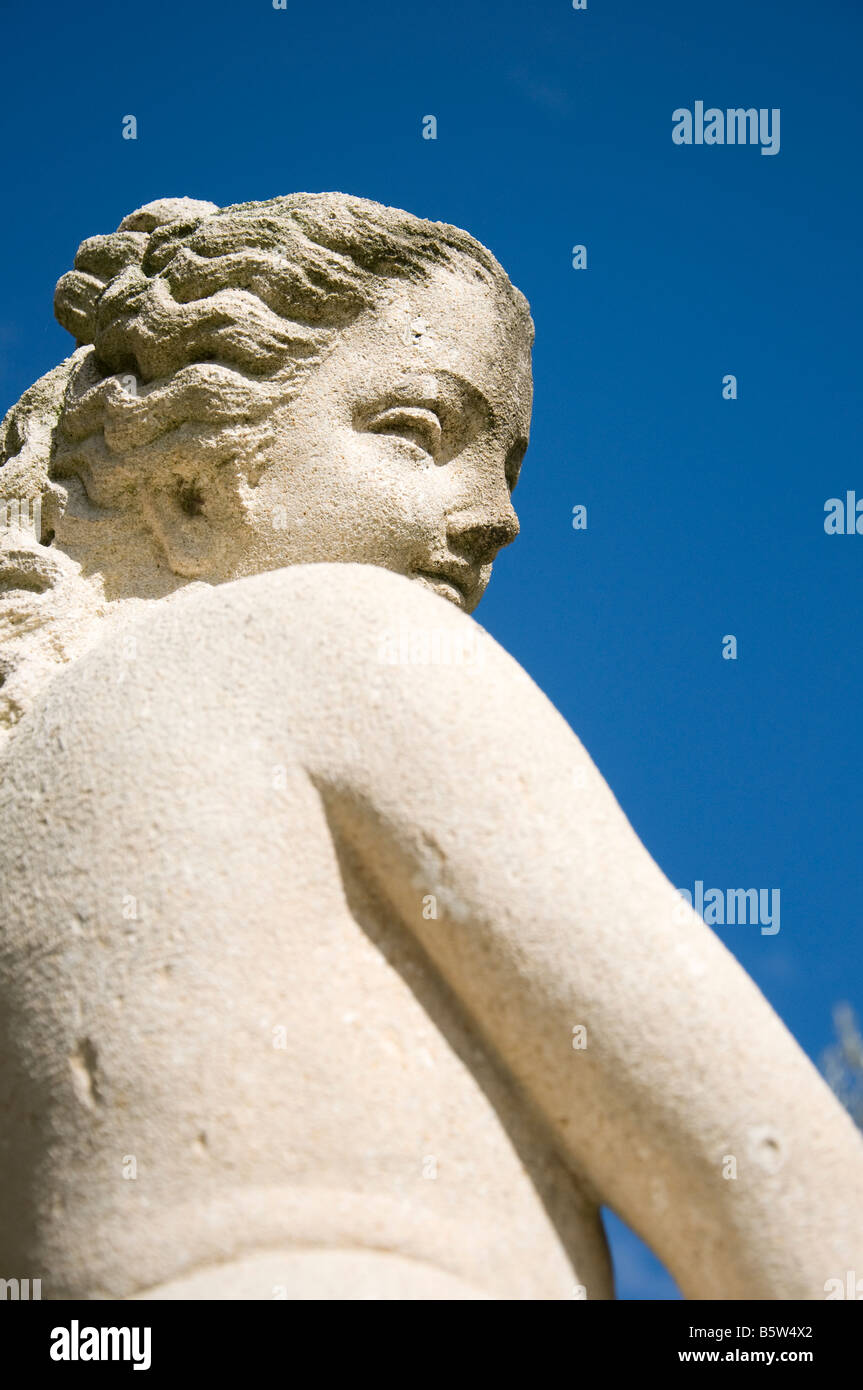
[2,561,533,796]
[23,562,504,724]
[123,562,493,669]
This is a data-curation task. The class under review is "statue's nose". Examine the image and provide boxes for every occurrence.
[446,500,520,568]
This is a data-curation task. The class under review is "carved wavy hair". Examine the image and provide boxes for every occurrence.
[0,192,533,733]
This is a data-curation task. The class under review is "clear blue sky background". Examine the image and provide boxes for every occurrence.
[2,0,861,1300]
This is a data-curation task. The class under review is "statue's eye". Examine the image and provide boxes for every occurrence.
[367,407,443,459]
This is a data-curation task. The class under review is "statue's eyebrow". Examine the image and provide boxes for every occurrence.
[436,370,494,424]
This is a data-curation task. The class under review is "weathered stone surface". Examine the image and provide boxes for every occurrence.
[1,194,861,1299]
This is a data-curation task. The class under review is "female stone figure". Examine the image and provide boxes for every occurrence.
[1,193,861,1299]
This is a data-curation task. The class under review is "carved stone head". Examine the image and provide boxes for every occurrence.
[49,193,533,603]
[0,193,533,726]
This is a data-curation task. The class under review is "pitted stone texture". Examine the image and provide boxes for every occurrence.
[1,194,862,1300]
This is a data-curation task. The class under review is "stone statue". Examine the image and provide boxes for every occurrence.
[1,193,861,1300]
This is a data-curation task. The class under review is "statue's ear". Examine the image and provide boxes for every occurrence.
[140,478,220,578]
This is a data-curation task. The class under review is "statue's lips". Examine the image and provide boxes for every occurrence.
[412,568,473,608]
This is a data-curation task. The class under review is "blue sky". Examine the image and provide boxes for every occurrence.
[2,0,861,1299]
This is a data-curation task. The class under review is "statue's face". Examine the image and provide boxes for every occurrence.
[232,262,532,612]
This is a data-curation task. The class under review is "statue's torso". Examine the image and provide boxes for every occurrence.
[0,570,612,1300]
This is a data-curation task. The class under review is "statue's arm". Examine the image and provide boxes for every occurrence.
[281,565,863,1300]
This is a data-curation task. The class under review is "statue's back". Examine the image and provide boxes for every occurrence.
[0,563,611,1300]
